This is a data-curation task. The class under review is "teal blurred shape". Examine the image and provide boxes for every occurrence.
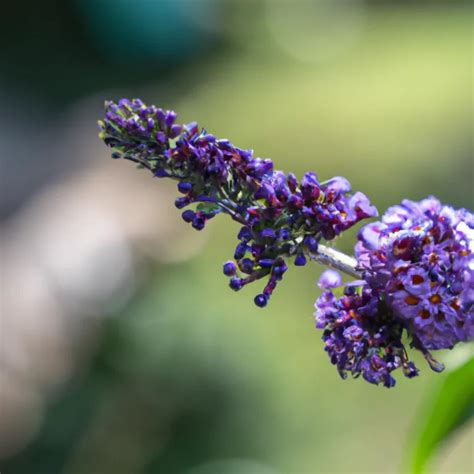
[75,0,216,62]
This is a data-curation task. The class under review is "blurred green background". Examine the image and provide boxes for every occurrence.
[1,1,472,473]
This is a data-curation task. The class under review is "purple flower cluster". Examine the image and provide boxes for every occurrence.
[315,198,473,387]
[315,276,418,388]
[223,172,376,307]
[356,197,473,350]
[99,99,376,307]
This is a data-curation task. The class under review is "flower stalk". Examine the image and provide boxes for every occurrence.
[313,244,361,279]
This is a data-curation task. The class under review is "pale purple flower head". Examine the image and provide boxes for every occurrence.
[318,269,343,289]
[356,197,474,350]
[315,197,473,387]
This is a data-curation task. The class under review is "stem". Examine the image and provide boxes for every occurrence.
[124,155,153,171]
[315,244,361,279]
[218,203,249,226]
[410,334,445,372]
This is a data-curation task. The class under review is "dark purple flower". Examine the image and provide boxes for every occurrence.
[178,181,193,193]
[182,210,195,223]
[304,236,319,253]
[239,258,255,274]
[229,277,243,291]
[223,261,237,277]
[301,172,321,199]
[175,197,190,209]
[238,227,252,242]
[314,278,414,388]
[191,215,206,230]
[294,254,307,266]
[254,293,269,308]
[261,228,277,239]
[234,242,248,260]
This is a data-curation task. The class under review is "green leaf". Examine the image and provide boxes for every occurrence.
[408,353,474,474]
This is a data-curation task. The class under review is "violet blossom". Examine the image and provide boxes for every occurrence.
[315,197,473,387]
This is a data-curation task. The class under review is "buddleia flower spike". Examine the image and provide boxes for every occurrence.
[99,99,473,387]
[99,98,376,307]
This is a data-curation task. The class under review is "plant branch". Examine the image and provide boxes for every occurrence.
[315,244,361,279]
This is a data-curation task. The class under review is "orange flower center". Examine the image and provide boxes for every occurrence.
[411,274,424,285]
[450,299,460,311]
[429,294,442,304]
[419,309,430,319]
[405,295,420,305]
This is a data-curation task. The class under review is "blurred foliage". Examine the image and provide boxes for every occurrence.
[408,355,474,474]
[2,266,284,474]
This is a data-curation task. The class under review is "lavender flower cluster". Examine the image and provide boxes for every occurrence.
[315,198,473,386]
[99,98,376,307]
[356,197,473,349]
[99,99,473,388]
[316,271,418,388]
